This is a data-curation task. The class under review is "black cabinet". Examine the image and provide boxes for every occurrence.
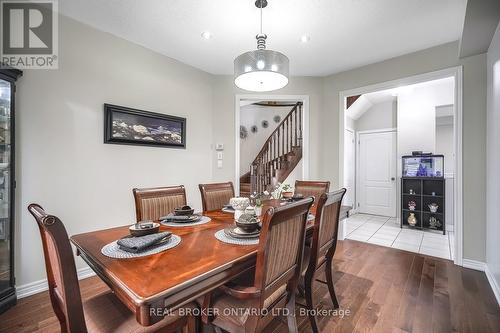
[0,67,22,314]
[401,177,445,234]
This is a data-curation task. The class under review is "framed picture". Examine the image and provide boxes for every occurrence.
[104,104,186,148]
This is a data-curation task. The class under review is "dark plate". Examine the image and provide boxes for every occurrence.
[162,214,201,224]
[224,226,260,239]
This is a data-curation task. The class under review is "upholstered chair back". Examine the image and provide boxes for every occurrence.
[198,182,234,212]
[133,185,187,221]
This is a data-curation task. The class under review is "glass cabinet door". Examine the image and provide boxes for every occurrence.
[0,78,11,292]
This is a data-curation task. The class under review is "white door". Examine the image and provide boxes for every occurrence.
[343,129,355,208]
[358,131,397,217]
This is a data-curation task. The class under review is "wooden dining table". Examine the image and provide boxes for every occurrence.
[70,199,316,327]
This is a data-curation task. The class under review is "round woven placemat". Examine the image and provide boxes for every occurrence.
[101,235,181,259]
[214,229,259,245]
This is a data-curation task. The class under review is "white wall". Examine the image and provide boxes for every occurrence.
[355,100,397,132]
[486,22,500,299]
[397,79,454,158]
[15,16,214,286]
[436,123,455,174]
[239,105,292,175]
[323,41,487,262]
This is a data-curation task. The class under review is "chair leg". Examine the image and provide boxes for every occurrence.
[182,315,197,333]
[304,275,319,333]
[286,293,299,333]
[325,255,339,309]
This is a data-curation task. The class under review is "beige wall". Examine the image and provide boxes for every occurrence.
[322,41,487,261]
[486,22,500,295]
[15,16,214,286]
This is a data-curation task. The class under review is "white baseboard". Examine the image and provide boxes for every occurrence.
[462,259,486,271]
[485,264,500,307]
[16,266,95,299]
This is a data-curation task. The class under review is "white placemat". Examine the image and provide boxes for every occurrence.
[101,234,181,259]
[214,229,259,245]
[161,216,211,227]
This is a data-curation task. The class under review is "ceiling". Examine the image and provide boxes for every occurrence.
[59,0,467,77]
[347,76,454,120]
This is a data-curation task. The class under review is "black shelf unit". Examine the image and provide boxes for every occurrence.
[0,66,22,315]
[401,177,445,234]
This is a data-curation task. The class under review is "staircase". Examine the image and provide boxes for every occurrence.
[240,102,303,197]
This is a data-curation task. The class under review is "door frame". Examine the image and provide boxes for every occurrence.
[234,94,310,196]
[356,128,397,217]
[338,66,463,266]
[344,127,356,213]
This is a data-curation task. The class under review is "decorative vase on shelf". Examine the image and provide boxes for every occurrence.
[408,200,416,211]
[428,203,439,213]
[407,213,417,226]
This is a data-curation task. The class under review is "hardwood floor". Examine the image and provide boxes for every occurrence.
[1,239,499,332]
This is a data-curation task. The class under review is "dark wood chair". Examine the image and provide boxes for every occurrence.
[28,203,197,333]
[202,197,314,333]
[198,182,235,212]
[300,188,346,333]
[294,180,330,204]
[133,185,187,222]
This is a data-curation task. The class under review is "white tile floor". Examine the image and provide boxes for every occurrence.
[344,213,454,260]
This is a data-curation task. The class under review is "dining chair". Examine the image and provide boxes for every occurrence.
[300,188,346,333]
[133,185,187,222]
[294,180,331,204]
[198,182,235,212]
[28,203,197,333]
[201,197,314,333]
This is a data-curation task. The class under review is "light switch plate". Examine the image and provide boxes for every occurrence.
[215,143,224,151]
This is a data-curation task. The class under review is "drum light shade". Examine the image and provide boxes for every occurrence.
[234,49,289,92]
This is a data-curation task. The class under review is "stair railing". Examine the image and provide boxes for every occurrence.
[250,102,303,193]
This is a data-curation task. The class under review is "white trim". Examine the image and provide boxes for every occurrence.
[462,259,486,271]
[234,94,310,195]
[338,66,464,266]
[485,264,500,306]
[461,260,500,306]
[356,127,397,135]
[16,266,95,299]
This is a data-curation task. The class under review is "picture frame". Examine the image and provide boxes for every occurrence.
[104,104,186,148]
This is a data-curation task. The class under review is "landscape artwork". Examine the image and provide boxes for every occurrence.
[104,104,186,148]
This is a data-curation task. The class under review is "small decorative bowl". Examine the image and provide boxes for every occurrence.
[174,205,194,216]
[282,191,294,199]
[129,222,160,237]
[229,197,250,211]
[235,214,260,233]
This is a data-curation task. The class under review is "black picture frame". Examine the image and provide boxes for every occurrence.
[104,104,186,149]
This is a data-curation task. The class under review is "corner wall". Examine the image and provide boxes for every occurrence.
[486,22,500,301]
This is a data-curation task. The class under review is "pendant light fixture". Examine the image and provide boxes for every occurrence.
[234,0,289,92]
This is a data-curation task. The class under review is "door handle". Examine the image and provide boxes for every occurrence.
[391,177,396,181]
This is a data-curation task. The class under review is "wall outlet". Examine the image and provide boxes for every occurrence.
[217,152,223,160]
[217,160,223,168]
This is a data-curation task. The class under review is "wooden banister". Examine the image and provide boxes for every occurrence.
[245,102,303,194]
